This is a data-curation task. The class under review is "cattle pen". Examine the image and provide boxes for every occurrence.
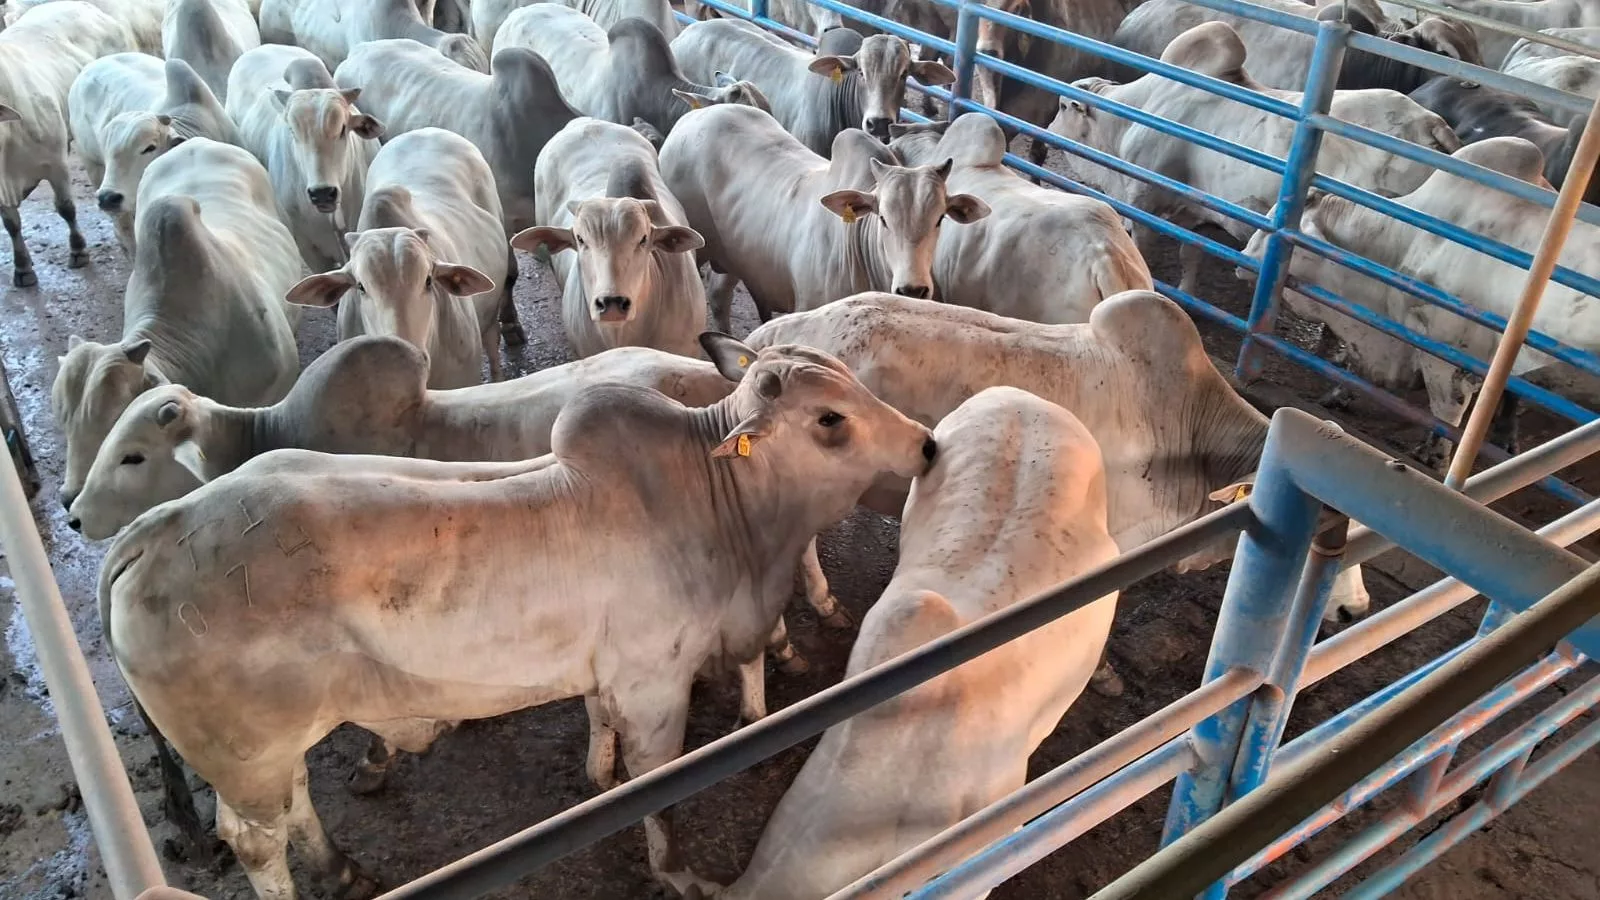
[3,0,1600,898]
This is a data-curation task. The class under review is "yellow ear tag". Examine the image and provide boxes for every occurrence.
[830,68,843,84]
[1232,483,1252,503]
[736,434,752,457]
[195,447,206,462]
[841,208,857,225]
[737,354,749,367]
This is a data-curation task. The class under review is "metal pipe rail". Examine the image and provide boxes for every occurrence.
[1382,0,1600,62]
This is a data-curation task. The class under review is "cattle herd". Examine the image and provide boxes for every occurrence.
[0,0,1595,895]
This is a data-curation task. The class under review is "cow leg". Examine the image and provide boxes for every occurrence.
[615,685,720,897]
[1178,240,1203,297]
[347,735,398,795]
[3,204,34,288]
[137,702,212,863]
[1027,135,1049,182]
[766,616,807,675]
[1416,360,1474,470]
[500,246,527,345]
[482,326,504,382]
[1313,327,1354,410]
[737,654,766,724]
[707,270,739,333]
[584,695,619,791]
[1488,392,1521,456]
[287,758,380,900]
[1324,566,1371,624]
[216,786,297,900]
[1088,646,1125,698]
[47,167,89,269]
[348,718,453,794]
[796,539,852,629]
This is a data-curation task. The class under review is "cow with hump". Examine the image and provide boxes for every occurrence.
[660,104,991,330]
[259,0,489,73]
[98,334,937,900]
[287,127,515,387]
[746,291,1373,644]
[724,387,1120,900]
[54,138,302,516]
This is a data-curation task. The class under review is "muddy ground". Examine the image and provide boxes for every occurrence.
[3,144,1599,900]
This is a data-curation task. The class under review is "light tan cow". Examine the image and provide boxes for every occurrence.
[100,336,937,900]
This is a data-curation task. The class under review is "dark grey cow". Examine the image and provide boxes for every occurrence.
[1410,76,1596,204]
[334,41,579,232]
[1323,3,1483,93]
[672,18,953,153]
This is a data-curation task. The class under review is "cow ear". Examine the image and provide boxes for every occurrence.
[121,339,153,365]
[944,192,990,223]
[713,70,737,87]
[650,225,704,254]
[819,189,876,222]
[807,54,855,79]
[711,410,775,460]
[339,87,363,105]
[909,59,956,86]
[286,270,356,308]
[672,87,714,110]
[1208,479,1255,504]
[510,225,575,255]
[174,439,209,481]
[699,332,759,382]
[155,113,173,127]
[270,87,293,109]
[0,104,18,123]
[67,334,85,350]
[432,262,494,296]
[351,113,385,140]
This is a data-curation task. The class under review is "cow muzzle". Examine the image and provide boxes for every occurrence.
[893,284,931,300]
[97,190,124,212]
[307,185,340,213]
[864,116,893,142]
[594,295,633,323]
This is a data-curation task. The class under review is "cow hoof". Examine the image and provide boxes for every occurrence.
[346,763,389,796]
[1090,667,1125,698]
[500,322,527,346]
[337,862,382,900]
[776,651,809,676]
[68,249,90,269]
[818,604,853,631]
[13,269,35,288]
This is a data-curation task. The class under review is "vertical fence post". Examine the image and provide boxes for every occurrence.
[751,0,768,24]
[1236,20,1349,383]
[1161,413,1328,900]
[950,0,978,120]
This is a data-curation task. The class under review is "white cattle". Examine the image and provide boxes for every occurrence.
[494,7,768,136]
[71,336,732,536]
[1244,137,1600,465]
[52,138,300,508]
[747,291,1374,625]
[334,40,579,232]
[69,54,237,252]
[1048,22,1460,295]
[513,118,707,358]
[286,128,510,387]
[660,104,991,329]
[228,45,384,272]
[725,387,1119,900]
[472,0,678,46]
[4,0,163,53]
[1501,27,1600,118]
[1438,0,1600,66]
[162,0,259,102]
[0,1,132,287]
[888,114,1152,324]
[259,0,489,73]
[679,0,841,38]
[671,18,953,151]
[100,335,937,900]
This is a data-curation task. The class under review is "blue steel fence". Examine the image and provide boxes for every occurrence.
[681,0,1600,503]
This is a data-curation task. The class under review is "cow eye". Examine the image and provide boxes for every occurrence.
[356,281,366,293]
[818,411,844,427]
[638,234,649,248]
[425,275,434,290]
[141,144,156,154]
[121,453,145,466]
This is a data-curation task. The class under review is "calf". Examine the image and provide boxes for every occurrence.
[286,127,510,387]
[1410,76,1597,204]
[69,54,238,253]
[99,336,936,900]
[162,0,260,102]
[725,387,1119,900]
[889,114,1152,324]
[0,1,132,286]
[1049,22,1459,295]
[514,117,708,358]
[53,138,301,508]
[671,19,953,152]
[495,8,767,136]
[260,0,489,73]
[335,41,578,232]
[660,104,990,328]
[229,45,385,271]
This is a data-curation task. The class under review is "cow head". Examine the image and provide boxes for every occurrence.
[672,71,772,114]
[68,385,210,539]
[286,227,494,354]
[437,33,490,73]
[820,157,990,299]
[972,0,1034,107]
[52,336,165,513]
[96,112,186,215]
[511,198,702,327]
[1048,78,1121,152]
[808,34,953,142]
[886,120,951,166]
[699,334,937,514]
[269,86,384,216]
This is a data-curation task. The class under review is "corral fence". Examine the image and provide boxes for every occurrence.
[5,0,1600,897]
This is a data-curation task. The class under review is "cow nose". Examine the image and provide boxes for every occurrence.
[307,185,339,212]
[894,285,931,300]
[66,517,82,532]
[864,117,892,141]
[921,436,938,462]
[594,295,632,322]
[97,190,123,212]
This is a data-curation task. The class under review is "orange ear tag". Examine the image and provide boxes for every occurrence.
[737,434,752,457]
[842,208,857,225]
[737,354,749,367]
[1232,483,1251,503]
[831,68,843,84]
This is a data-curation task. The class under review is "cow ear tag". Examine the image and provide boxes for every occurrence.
[1232,483,1251,502]
[737,434,752,457]
[831,68,843,84]
[841,207,857,225]
[738,354,749,367]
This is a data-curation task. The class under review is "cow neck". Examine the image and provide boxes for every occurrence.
[834,71,865,132]
[843,213,893,295]
[191,399,271,482]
